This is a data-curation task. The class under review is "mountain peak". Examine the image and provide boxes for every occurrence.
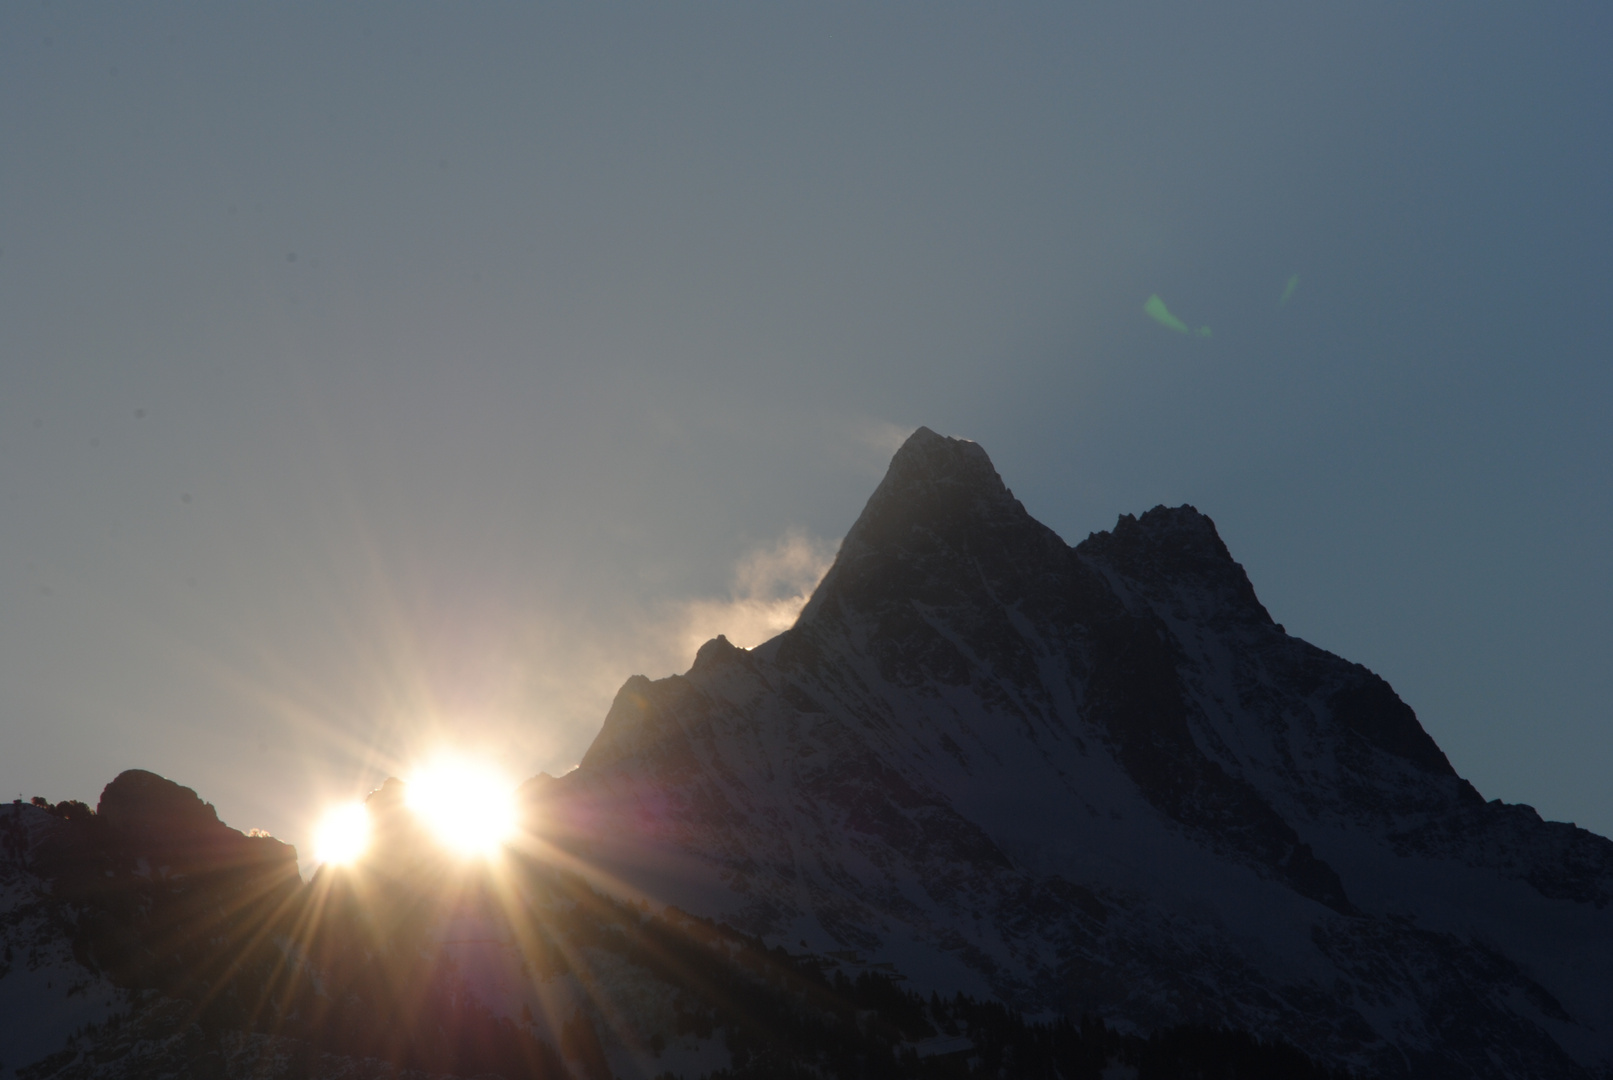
[1080,504,1235,574]
[857,427,1017,528]
[792,427,1067,638]
[885,425,993,480]
[98,768,225,838]
[1078,504,1275,626]
[90,768,297,877]
[542,427,1613,1078]
[835,425,1052,561]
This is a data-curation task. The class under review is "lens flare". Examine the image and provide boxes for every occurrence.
[405,755,517,858]
[313,801,371,866]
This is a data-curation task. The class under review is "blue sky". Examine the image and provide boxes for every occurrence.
[2,4,1609,864]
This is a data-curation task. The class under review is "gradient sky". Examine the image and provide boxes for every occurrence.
[3,4,1610,869]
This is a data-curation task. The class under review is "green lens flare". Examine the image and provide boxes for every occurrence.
[1279,273,1300,306]
[1144,294,1211,338]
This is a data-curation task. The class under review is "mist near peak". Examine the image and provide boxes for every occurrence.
[676,531,839,656]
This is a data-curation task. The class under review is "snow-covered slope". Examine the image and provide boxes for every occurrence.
[529,427,1613,1079]
[0,805,124,1079]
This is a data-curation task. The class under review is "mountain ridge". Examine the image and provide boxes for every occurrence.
[531,426,1613,1079]
[4,780,1358,1079]
[6,426,1612,1079]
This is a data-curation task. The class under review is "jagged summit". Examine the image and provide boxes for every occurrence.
[1079,505,1275,628]
[9,429,1612,1079]
[1085,503,1245,576]
[536,426,1613,1080]
[799,427,1265,650]
[794,427,1067,643]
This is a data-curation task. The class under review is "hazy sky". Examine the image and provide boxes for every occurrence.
[3,4,1610,868]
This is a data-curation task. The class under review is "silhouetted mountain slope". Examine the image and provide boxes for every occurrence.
[531,427,1613,1079]
[2,775,1341,1079]
[6,428,1610,1078]
[2,775,569,1079]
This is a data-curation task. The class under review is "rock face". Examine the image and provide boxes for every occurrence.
[94,769,298,880]
[28,772,300,1006]
[533,427,1613,1079]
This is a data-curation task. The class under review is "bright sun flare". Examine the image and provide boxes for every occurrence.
[313,802,371,867]
[405,755,518,858]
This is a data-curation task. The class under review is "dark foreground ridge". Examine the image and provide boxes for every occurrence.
[3,775,1344,1079]
[5,426,1612,1079]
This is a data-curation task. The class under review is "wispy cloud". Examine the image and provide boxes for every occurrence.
[206,524,844,872]
[675,531,839,656]
[440,530,839,787]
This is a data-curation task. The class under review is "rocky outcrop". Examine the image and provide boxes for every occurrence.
[93,768,298,879]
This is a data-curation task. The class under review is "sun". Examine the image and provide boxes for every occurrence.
[313,801,371,867]
[404,755,518,858]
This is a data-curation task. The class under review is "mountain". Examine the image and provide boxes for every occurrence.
[6,426,1611,1079]
[528,426,1613,1079]
[3,774,1342,1080]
